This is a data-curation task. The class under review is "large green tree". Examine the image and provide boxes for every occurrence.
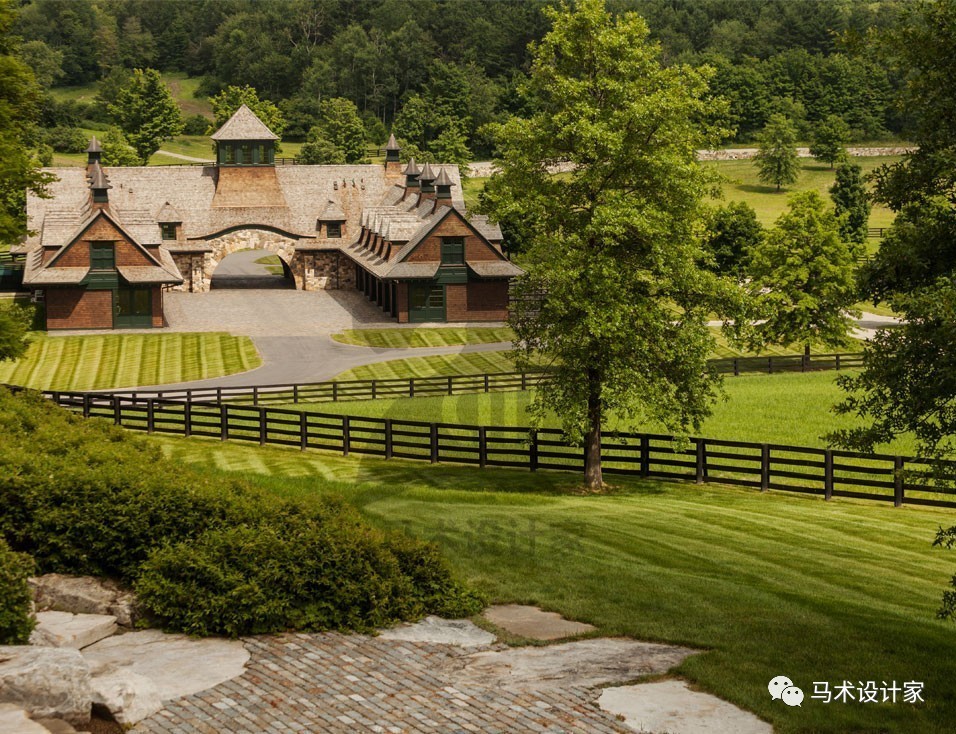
[746,191,861,359]
[703,201,763,276]
[834,0,956,469]
[316,97,367,163]
[107,68,183,164]
[754,113,800,191]
[481,0,737,490]
[809,114,851,169]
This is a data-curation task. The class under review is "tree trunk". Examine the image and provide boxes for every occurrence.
[584,368,604,490]
[803,342,811,371]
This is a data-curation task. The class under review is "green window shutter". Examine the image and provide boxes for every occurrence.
[441,237,465,265]
[90,242,115,270]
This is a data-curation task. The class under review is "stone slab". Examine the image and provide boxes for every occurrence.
[598,680,772,734]
[378,615,496,647]
[81,629,249,701]
[448,637,696,691]
[29,575,136,627]
[33,719,79,734]
[30,612,117,650]
[0,704,50,734]
[482,604,596,640]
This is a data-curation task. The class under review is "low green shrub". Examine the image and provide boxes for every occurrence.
[0,538,35,645]
[0,388,481,637]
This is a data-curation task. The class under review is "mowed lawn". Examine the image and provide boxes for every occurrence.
[332,327,513,348]
[0,332,260,391]
[283,371,912,453]
[154,434,956,734]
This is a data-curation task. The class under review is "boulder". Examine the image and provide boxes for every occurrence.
[0,704,51,734]
[29,574,137,627]
[0,646,92,727]
[90,668,162,726]
[29,612,117,650]
[82,630,249,701]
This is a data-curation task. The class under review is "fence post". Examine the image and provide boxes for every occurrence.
[640,435,650,478]
[113,395,121,426]
[430,423,439,463]
[259,408,267,445]
[253,386,259,406]
[824,449,833,500]
[83,394,91,418]
[733,358,739,377]
[409,378,415,398]
[768,357,774,375]
[521,373,527,391]
[530,430,539,472]
[478,427,487,468]
[216,387,222,402]
[384,419,393,459]
[342,415,350,456]
[372,380,377,400]
[761,444,770,491]
[447,376,453,396]
[484,374,490,393]
[894,456,904,507]
[146,399,155,434]
[333,382,338,402]
[184,401,192,437]
[300,412,308,451]
[835,354,841,371]
[221,403,229,441]
[293,384,299,404]
[695,439,706,484]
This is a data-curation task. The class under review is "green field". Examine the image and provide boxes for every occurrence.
[49,72,212,118]
[285,371,911,453]
[332,327,514,348]
[153,433,956,734]
[0,332,260,391]
[462,156,899,237]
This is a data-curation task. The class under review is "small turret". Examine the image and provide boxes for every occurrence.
[434,167,455,201]
[385,133,402,176]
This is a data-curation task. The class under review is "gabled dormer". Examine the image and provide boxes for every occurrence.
[211,104,279,166]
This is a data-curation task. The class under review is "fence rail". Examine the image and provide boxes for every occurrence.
[44,391,956,509]
[100,353,865,406]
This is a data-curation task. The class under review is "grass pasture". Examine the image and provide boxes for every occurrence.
[332,327,514,348]
[0,332,260,391]
[153,433,956,734]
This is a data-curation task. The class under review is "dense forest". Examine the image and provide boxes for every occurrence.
[16,0,908,160]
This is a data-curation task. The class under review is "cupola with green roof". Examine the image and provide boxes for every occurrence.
[211,104,279,166]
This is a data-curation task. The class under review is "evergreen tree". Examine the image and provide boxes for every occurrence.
[107,68,183,164]
[830,160,870,245]
[754,113,800,191]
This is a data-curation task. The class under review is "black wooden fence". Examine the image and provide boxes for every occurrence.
[45,390,956,509]
[102,353,865,407]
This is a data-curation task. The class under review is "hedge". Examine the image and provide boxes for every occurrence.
[0,538,34,645]
[0,388,481,636]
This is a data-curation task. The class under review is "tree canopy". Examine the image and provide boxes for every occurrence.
[754,114,800,191]
[107,68,183,164]
[482,0,738,490]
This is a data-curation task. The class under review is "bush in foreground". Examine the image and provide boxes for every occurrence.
[0,388,481,636]
[0,538,34,644]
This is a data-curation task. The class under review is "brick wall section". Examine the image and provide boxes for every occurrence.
[446,281,509,322]
[151,287,164,327]
[404,211,502,263]
[52,217,154,268]
[46,288,113,330]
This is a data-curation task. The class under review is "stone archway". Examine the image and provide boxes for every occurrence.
[203,228,302,290]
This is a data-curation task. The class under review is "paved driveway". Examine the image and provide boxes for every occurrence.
[164,289,392,336]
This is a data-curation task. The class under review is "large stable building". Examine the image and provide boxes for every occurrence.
[17,105,521,329]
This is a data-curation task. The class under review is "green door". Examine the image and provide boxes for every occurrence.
[408,283,446,323]
[114,287,153,328]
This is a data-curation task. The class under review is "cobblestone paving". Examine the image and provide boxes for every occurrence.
[132,632,630,734]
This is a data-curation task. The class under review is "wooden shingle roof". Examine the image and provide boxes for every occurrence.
[210,104,280,141]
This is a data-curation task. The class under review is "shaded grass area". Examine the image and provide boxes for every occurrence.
[332,327,514,348]
[0,332,260,391]
[153,433,956,734]
[49,72,212,118]
[282,371,912,453]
